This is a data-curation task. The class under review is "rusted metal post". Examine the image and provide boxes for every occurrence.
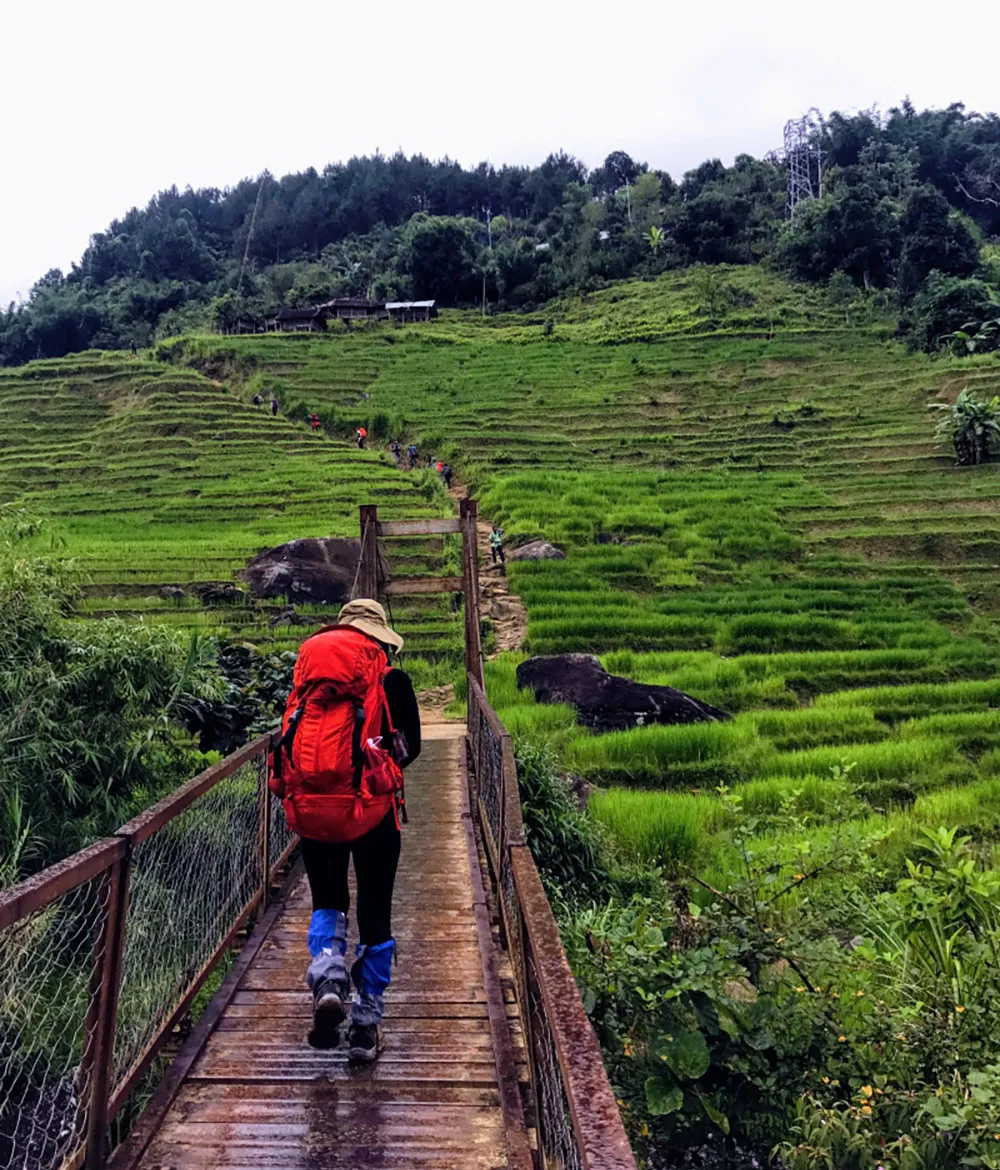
[261,756,272,913]
[84,851,131,1170]
[460,498,485,689]
[358,504,379,600]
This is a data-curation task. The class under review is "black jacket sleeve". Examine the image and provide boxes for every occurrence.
[383,668,421,767]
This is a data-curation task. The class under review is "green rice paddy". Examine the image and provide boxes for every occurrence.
[3,263,1000,875]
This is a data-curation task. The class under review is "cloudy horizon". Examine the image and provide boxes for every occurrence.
[3,0,1000,306]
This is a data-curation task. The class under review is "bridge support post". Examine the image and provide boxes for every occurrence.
[261,770,272,913]
[358,505,379,600]
[460,498,485,689]
[84,850,131,1170]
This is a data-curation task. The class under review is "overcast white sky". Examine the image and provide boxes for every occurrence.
[3,0,1000,306]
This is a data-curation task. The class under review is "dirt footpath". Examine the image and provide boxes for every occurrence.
[449,485,527,656]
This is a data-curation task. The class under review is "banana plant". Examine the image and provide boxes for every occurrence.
[930,387,1000,464]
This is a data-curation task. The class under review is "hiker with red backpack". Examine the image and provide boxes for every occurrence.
[269,599,420,1062]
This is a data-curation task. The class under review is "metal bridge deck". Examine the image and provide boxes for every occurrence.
[135,726,514,1170]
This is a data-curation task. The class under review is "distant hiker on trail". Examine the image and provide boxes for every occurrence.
[129,339,137,357]
[309,413,322,432]
[489,525,506,574]
[252,394,263,407]
[270,397,279,416]
[441,463,453,489]
[390,439,401,465]
[407,443,418,469]
[435,460,443,474]
[269,600,420,1063]
[356,426,367,450]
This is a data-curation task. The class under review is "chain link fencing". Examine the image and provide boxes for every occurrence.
[0,731,298,1170]
[0,864,112,1170]
[112,750,267,1097]
[466,674,636,1170]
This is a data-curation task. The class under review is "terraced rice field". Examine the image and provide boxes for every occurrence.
[4,266,1000,871]
[0,353,462,682]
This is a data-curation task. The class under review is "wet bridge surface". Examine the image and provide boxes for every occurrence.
[136,725,517,1170]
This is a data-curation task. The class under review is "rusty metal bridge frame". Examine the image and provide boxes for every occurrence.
[0,500,636,1170]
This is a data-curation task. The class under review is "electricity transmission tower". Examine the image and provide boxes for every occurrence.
[783,109,824,217]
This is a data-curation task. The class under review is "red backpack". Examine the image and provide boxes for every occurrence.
[269,626,405,843]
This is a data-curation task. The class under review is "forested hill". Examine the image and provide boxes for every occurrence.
[5,99,1000,365]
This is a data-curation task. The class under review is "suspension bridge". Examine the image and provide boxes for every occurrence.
[0,502,635,1170]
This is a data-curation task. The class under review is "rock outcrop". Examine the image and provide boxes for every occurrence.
[242,537,389,605]
[508,540,565,562]
[516,653,729,732]
[197,583,246,605]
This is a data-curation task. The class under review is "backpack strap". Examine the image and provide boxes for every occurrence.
[273,680,324,778]
[351,704,366,793]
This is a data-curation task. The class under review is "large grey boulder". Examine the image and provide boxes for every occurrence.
[516,653,729,733]
[242,537,389,605]
[508,540,565,562]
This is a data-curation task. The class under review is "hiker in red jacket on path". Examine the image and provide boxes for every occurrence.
[270,600,420,1063]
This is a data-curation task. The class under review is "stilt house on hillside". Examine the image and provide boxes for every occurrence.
[260,298,438,333]
[265,307,327,333]
[321,298,389,321]
[386,300,437,322]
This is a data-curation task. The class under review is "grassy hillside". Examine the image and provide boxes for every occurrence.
[3,265,999,748]
[0,353,461,678]
[5,264,1000,849]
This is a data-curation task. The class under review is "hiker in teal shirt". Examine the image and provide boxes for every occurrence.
[489,526,506,574]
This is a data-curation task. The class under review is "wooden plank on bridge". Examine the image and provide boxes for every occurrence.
[384,576,464,596]
[130,730,529,1170]
[377,519,462,536]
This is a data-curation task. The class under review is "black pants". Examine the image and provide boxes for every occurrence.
[300,811,401,946]
[491,546,505,564]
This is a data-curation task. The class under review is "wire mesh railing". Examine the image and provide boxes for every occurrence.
[0,842,122,1170]
[0,730,295,1170]
[466,675,636,1170]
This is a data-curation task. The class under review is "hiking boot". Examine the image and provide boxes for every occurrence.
[308,976,348,1049]
[347,1022,385,1063]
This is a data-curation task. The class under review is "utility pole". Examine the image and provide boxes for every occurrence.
[238,176,266,295]
[483,206,492,318]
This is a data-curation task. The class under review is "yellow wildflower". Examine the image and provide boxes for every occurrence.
[861,1085,873,1098]
[861,1105,872,1116]
[956,1005,966,1013]
[838,1035,847,1042]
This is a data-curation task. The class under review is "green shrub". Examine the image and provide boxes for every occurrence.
[514,739,610,903]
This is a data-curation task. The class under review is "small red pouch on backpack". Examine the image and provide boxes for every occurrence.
[363,736,403,797]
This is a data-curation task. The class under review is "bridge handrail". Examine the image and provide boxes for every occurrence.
[0,729,295,1170]
[467,674,637,1170]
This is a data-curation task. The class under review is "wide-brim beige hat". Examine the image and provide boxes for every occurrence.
[337,598,404,651]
